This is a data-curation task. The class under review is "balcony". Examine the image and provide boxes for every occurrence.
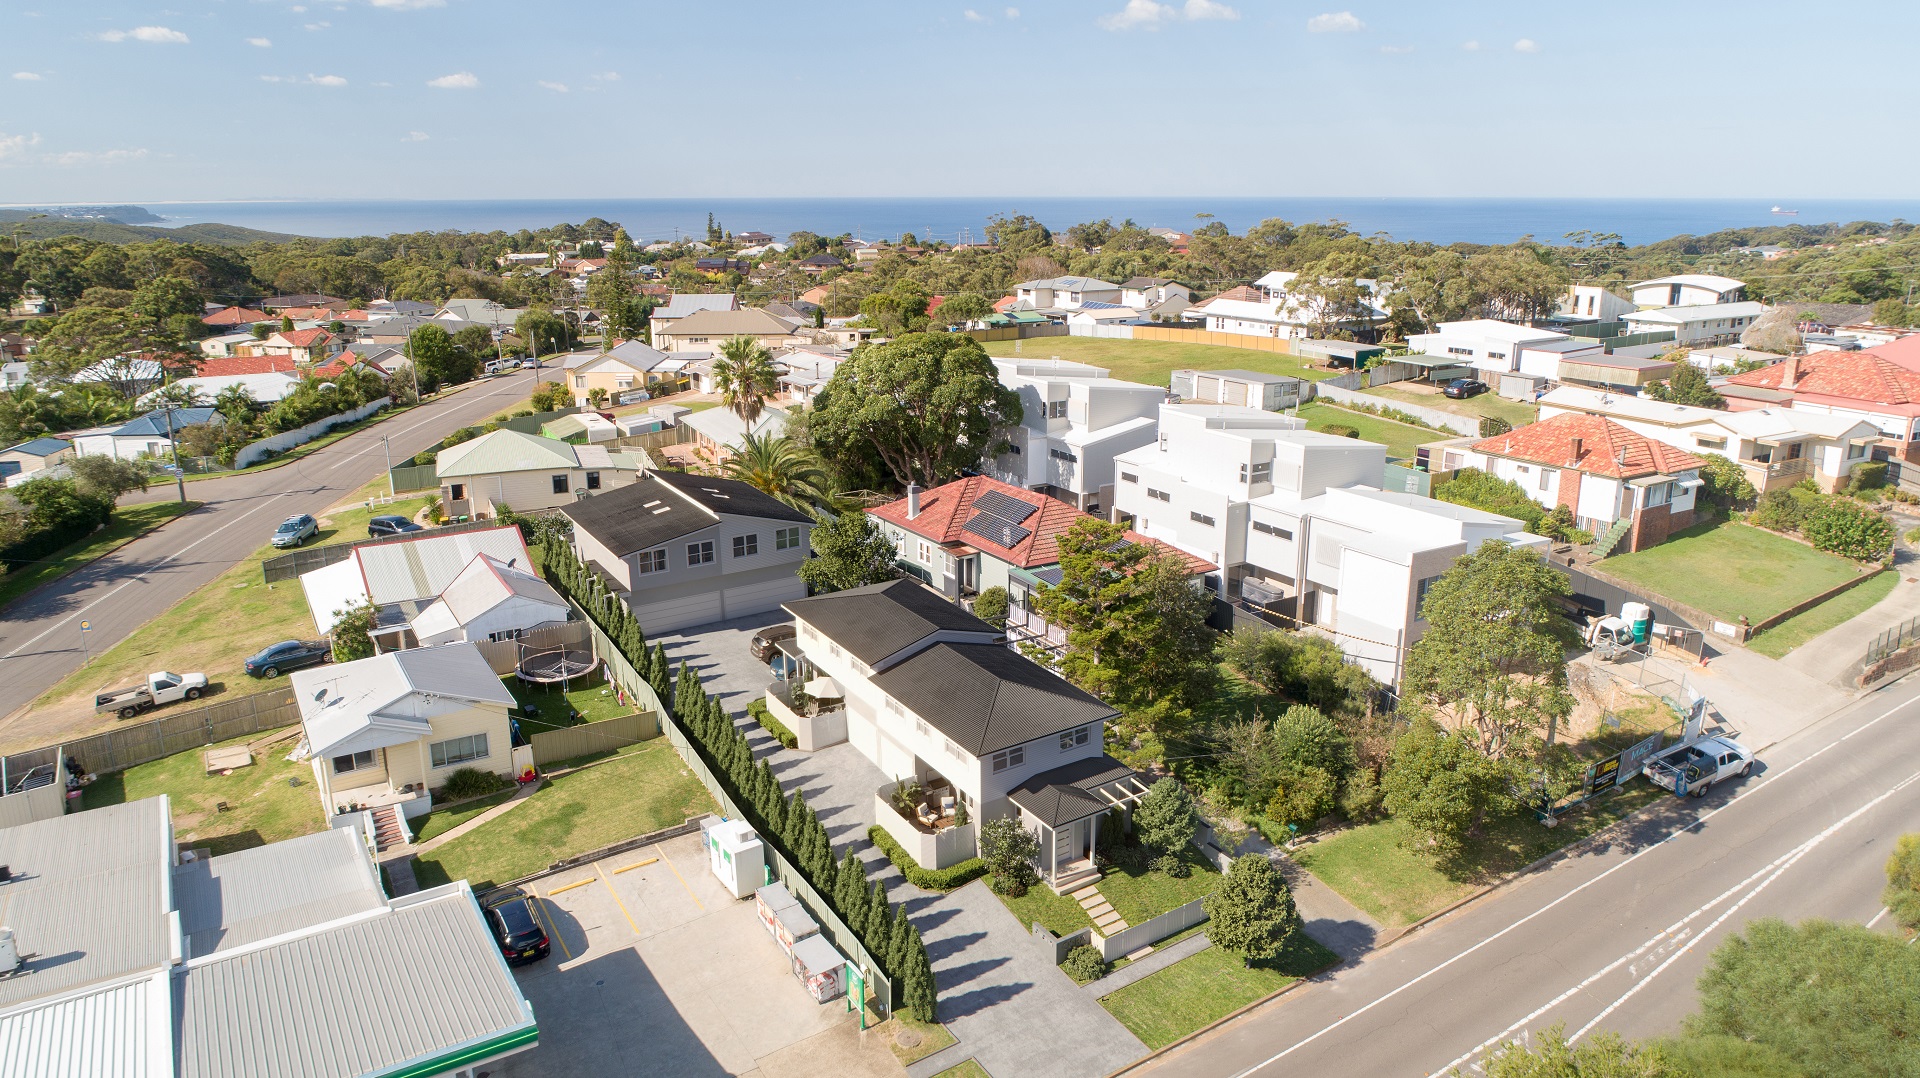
[874,778,977,871]
[1740,455,1811,493]
[1004,606,1066,654]
[765,680,847,751]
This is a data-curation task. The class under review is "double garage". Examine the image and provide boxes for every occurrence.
[631,571,808,634]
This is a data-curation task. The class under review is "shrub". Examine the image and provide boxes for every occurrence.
[1478,415,1512,438]
[972,585,1009,629]
[1338,766,1384,822]
[1436,468,1546,534]
[1849,460,1889,492]
[1134,777,1199,878]
[746,699,797,749]
[1321,424,1360,438]
[980,815,1040,896]
[1265,766,1338,832]
[1803,499,1895,561]
[1060,945,1109,983]
[867,825,990,890]
[1886,833,1920,932]
[1697,453,1757,510]
[442,767,507,799]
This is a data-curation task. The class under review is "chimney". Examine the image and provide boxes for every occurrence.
[1569,436,1583,463]
[906,483,922,519]
[1781,354,1800,389]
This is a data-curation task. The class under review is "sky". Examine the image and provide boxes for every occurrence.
[1,1,1915,203]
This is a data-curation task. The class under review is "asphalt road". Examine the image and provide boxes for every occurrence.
[0,369,549,746]
[1134,676,1920,1077]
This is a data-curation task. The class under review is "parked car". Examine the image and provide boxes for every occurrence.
[749,624,797,662]
[1444,378,1490,399]
[271,513,319,548]
[368,514,423,539]
[483,888,551,966]
[1645,737,1753,798]
[95,671,209,718]
[245,639,332,679]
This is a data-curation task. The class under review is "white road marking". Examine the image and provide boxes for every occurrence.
[1869,906,1891,929]
[1221,694,1920,1078]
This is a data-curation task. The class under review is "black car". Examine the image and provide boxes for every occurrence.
[485,890,551,966]
[1444,378,1490,399]
[245,639,332,679]
[368,514,424,539]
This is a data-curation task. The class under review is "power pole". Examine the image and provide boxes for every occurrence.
[161,398,186,503]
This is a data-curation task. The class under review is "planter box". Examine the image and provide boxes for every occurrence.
[766,686,847,751]
[874,782,976,870]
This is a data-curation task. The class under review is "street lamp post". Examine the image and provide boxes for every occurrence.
[160,397,187,504]
[382,435,394,500]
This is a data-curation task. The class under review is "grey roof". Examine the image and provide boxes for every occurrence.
[1018,276,1120,292]
[873,642,1119,757]
[0,799,173,1009]
[650,469,812,525]
[663,307,800,337]
[0,971,166,1078]
[1007,754,1140,827]
[784,579,996,665]
[174,885,536,1078]
[561,471,807,558]
[111,408,220,437]
[654,293,739,320]
[350,525,532,604]
[1121,277,1179,288]
[1193,369,1301,385]
[173,827,384,958]
[4,437,70,457]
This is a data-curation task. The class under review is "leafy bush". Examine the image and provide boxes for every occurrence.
[1802,499,1895,561]
[746,699,797,749]
[1321,424,1360,438]
[972,585,1009,629]
[1748,480,1824,533]
[1060,945,1109,983]
[1849,460,1889,492]
[1697,453,1757,510]
[1478,415,1512,438]
[980,815,1040,896]
[1436,468,1547,534]
[441,766,508,800]
[867,825,989,890]
[1337,765,1384,822]
[1886,833,1920,932]
[1265,766,1338,831]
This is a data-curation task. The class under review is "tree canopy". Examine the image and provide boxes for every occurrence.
[808,333,1021,491]
[795,509,899,594]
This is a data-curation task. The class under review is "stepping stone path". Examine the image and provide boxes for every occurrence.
[1072,880,1128,935]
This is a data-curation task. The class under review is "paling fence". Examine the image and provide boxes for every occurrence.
[1,687,300,782]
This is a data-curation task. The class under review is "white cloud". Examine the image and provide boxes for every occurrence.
[0,131,42,161]
[12,71,42,80]
[49,147,148,166]
[303,21,329,30]
[308,73,347,86]
[427,71,479,89]
[538,80,569,92]
[964,8,985,21]
[402,130,430,142]
[1184,0,1238,20]
[1099,0,1175,30]
[1513,38,1540,53]
[1306,11,1363,32]
[1461,40,1482,51]
[592,71,619,82]
[259,74,294,82]
[98,25,190,44]
[1379,44,1412,54]
[1005,6,1019,17]
[246,36,271,47]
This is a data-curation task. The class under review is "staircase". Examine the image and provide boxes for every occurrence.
[1072,880,1129,937]
[370,806,407,853]
[1590,517,1633,559]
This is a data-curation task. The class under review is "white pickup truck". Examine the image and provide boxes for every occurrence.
[1644,736,1753,798]
[95,670,209,719]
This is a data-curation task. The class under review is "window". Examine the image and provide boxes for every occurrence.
[1847,442,1867,460]
[573,375,586,388]
[775,526,802,550]
[430,733,489,769]
[332,749,376,775]
[487,627,526,643]
[449,483,466,501]
[686,540,714,565]
[1050,449,1078,463]
[733,534,759,557]
[1046,400,1068,418]
[1007,443,1021,455]
[917,540,934,565]
[991,745,1025,772]
[1059,725,1090,751]
[1415,574,1442,617]
[1121,472,1138,484]
[1147,488,1171,502]
[1252,520,1293,541]
[1447,346,1474,356]
[885,696,903,715]
[1538,467,1554,492]
[914,717,929,736]
[637,548,668,574]
[552,474,569,495]
[1190,511,1216,527]
[1694,436,1727,450]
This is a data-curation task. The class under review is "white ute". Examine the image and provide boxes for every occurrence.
[1644,736,1753,797]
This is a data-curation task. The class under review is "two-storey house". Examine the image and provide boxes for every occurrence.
[986,358,1165,513]
[1629,274,1746,308]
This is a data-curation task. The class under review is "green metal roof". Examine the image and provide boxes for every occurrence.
[434,429,579,478]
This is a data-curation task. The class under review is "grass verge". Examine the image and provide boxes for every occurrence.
[1361,384,1539,427]
[0,499,200,612]
[1748,570,1898,658]
[1100,933,1339,1050]
[980,336,1336,387]
[930,1062,990,1078]
[882,1015,957,1066]
[410,738,713,891]
[80,726,321,856]
[185,403,418,481]
[1096,848,1221,926]
[1603,520,1865,624]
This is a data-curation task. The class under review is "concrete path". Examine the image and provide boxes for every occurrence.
[407,779,542,855]
[1229,832,1384,959]
[1082,933,1213,997]
[1780,554,1919,685]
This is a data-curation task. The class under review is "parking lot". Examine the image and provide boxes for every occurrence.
[491,829,903,1078]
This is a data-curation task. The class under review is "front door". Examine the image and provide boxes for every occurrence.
[957,556,978,594]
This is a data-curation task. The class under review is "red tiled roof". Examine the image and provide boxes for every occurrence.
[201,306,276,327]
[993,295,1020,313]
[1869,334,1920,372]
[274,328,333,348]
[926,295,947,314]
[867,475,1215,573]
[1727,350,1920,405]
[195,355,301,377]
[1203,284,1264,304]
[1472,413,1706,479]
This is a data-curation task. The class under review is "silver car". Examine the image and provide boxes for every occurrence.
[271,513,318,548]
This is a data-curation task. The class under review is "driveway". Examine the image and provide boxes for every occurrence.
[654,612,793,718]
[493,830,902,1078]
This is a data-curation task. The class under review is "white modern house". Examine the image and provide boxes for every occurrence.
[1405,319,1606,380]
[1119,277,1193,317]
[1170,368,1305,411]
[1560,284,1637,322]
[408,553,570,647]
[774,579,1147,892]
[1620,302,1769,346]
[1011,276,1122,311]
[1629,274,1746,308]
[986,357,1165,513]
[561,470,814,632]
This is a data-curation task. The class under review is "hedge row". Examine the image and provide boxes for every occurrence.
[867,825,990,892]
[746,699,799,750]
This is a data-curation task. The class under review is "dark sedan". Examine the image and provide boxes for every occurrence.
[245,639,332,679]
[368,514,424,539]
[1444,378,1490,399]
[485,890,551,966]
[749,624,797,662]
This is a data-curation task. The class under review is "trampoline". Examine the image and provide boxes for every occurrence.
[515,645,598,690]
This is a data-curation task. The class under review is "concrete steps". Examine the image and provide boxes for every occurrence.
[370,806,406,853]
[1076,882,1128,934]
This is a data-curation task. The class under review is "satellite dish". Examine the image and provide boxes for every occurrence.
[312,688,328,702]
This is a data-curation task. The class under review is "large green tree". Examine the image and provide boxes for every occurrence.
[795,509,899,594]
[1221,627,1380,718]
[1132,776,1199,875]
[408,324,474,391]
[31,306,190,399]
[1644,360,1726,409]
[808,333,1021,490]
[1381,716,1509,857]
[1203,854,1300,967]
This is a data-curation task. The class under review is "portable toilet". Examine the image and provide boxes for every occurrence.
[1620,602,1653,645]
[703,818,766,899]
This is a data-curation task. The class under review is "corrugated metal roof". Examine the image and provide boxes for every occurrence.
[176,890,535,1078]
[173,828,384,958]
[0,969,170,1078]
[353,526,531,606]
[434,429,579,478]
[408,554,565,639]
[293,642,513,758]
[0,799,173,1009]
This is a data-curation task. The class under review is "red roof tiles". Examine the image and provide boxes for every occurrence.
[1472,413,1706,479]
[1724,350,1920,405]
[195,355,302,377]
[201,306,276,327]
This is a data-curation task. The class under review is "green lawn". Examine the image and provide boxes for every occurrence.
[1097,849,1221,926]
[410,789,516,844]
[982,336,1337,387]
[410,738,714,891]
[930,1062,990,1078]
[1603,520,1868,624]
[0,499,199,612]
[1293,401,1445,460]
[1749,570,1899,659]
[503,673,630,734]
[997,881,1098,937]
[1100,934,1339,1050]
[1361,384,1539,427]
[883,1015,957,1067]
[1291,784,1666,929]
[81,727,323,856]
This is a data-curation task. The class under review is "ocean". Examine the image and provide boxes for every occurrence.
[88,197,1920,247]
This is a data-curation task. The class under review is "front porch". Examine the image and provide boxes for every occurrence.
[1008,755,1151,895]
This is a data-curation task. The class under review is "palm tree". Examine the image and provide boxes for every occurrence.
[721,433,836,511]
[711,336,779,429]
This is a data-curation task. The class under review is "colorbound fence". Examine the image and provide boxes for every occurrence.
[529,712,657,767]
[0,686,300,782]
[389,463,438,492]
[473,620,595,674]
[1092,896,1210,962]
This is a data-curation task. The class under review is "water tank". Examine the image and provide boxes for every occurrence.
[0,926,18,974]
[1620,602,1653,644]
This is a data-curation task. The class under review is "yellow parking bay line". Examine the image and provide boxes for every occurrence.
[595,863,642,936]
[613,857,658,875]
[547,877,595,896]
[534,898,574,961]
[656,845,704,911]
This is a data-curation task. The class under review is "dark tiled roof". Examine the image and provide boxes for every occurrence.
[562,471,809,558]
[1007,755,1140,827]
[648,470,813,526]
[783,579,993,665]
[872,642,1118,757]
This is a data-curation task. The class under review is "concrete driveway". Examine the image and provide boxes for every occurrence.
[653,613,793,718]
[493,830,902,1078]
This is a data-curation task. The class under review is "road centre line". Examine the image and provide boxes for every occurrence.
[1223,693,1920,1078]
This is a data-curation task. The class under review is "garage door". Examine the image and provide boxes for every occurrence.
[634,591,724,633]
[721,576,806,621]
[1224,379,1248,406]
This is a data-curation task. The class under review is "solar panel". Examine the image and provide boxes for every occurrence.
[961,512,1032,549]
[971,489,1038,525]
